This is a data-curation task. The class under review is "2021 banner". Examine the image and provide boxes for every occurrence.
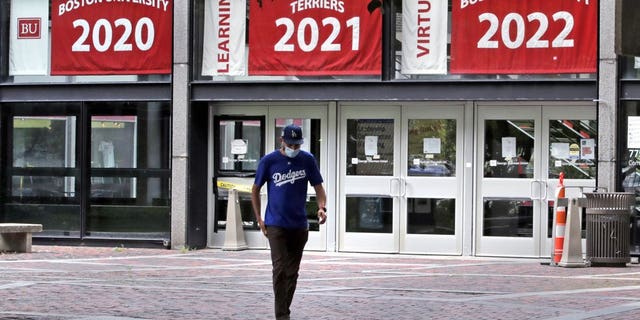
[51,0,173,75]
[249,0,382,76]
[450,0,597,74]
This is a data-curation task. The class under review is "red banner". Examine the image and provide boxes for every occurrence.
[51,0,172,75]
[450,0,597,74]
[249,0,382,76]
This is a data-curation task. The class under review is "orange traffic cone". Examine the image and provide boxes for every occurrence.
[553,172,566,264]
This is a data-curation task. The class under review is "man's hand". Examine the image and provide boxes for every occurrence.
[257,218,267,237]
[317,208,327,225]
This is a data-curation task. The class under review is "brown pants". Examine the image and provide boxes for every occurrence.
[266,226,309,320]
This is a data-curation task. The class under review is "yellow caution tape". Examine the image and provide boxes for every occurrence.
[216,180,253,193]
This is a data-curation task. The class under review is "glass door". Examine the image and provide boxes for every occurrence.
[401,105,464,254]
[339,105,465,254]
[209,104,329,250]
[541,106,597,257]
[339,106,401,252]
[269,106,328,251]
[476,105,597,257]
[476,106,541,257]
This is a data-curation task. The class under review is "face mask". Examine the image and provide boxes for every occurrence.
[284,146,300,158]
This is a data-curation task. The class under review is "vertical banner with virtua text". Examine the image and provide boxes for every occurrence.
[401,0,448,75]
[51,0,173,75]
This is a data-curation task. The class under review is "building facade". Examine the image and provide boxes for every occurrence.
[0,0,635,257]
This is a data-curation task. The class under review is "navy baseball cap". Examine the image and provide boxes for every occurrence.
[282,124,304,145]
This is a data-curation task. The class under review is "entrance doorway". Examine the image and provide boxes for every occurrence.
[208,104,330,250]
[338,104,465,254]
[475,104,597,257]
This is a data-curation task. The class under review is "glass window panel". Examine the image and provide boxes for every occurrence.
[548,119,597,179]
[484,120,534,178]
[12,176,75,198]
[407,119,456,177]
[88,177,170,238]
[346,119,394,176]
[217,119,262,172]
[89,102,170,170]
[483,198,532,237]
[3,203,81,237]
[91,116,137,169]
[346,196,393,233]
[215,191,259,231]
[13,116,77,168]
[407,198,454,235]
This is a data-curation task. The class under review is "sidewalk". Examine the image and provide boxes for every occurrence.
[1,246,640,320]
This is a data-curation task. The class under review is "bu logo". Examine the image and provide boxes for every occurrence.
[17,18,41,39]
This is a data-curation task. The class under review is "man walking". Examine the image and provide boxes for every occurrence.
[251,124,327,320]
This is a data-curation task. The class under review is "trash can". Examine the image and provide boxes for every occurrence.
[584,192,634,267]
[632,209,640,258]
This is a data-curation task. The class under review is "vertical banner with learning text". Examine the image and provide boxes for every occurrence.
[202,0,247,76]
[9,0,49,75]
[402,0,448,75]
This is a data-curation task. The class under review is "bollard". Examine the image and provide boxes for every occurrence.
[558,198,586,267]
[222,188,248,251]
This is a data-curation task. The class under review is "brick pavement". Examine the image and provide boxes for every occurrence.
[1,246,640,319]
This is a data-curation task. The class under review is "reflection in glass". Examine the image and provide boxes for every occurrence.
[12,176,75,198]
[484,120,534,178]
[13,116,76,168]
[346,119,394,176]
[407,198,454,235]
[218,119,262,172]
[407,119,456,176]
[88,177,170,238]
[548,119,597,179]
[216,191,259,231]
[483,198,533,237]
[346,196,393,233]
[91,116,136,168]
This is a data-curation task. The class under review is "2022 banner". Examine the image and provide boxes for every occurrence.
[51,0,173,75]
[249,0,382,76]
[450,0,597,74]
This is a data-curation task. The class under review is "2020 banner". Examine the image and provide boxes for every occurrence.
[51,0,172,75]
[450,0,597,74]
[249,0,382,76]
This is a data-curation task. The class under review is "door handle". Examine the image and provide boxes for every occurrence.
[540,181,548,201]
[530,180,542,200]
[389,177,401,197]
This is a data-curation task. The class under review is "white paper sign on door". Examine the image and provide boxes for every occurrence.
[501,137,516,158]
[423,138,441,154]
[365,136,378,156]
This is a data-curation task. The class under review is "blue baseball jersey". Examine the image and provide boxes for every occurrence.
[254,149,323,229]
